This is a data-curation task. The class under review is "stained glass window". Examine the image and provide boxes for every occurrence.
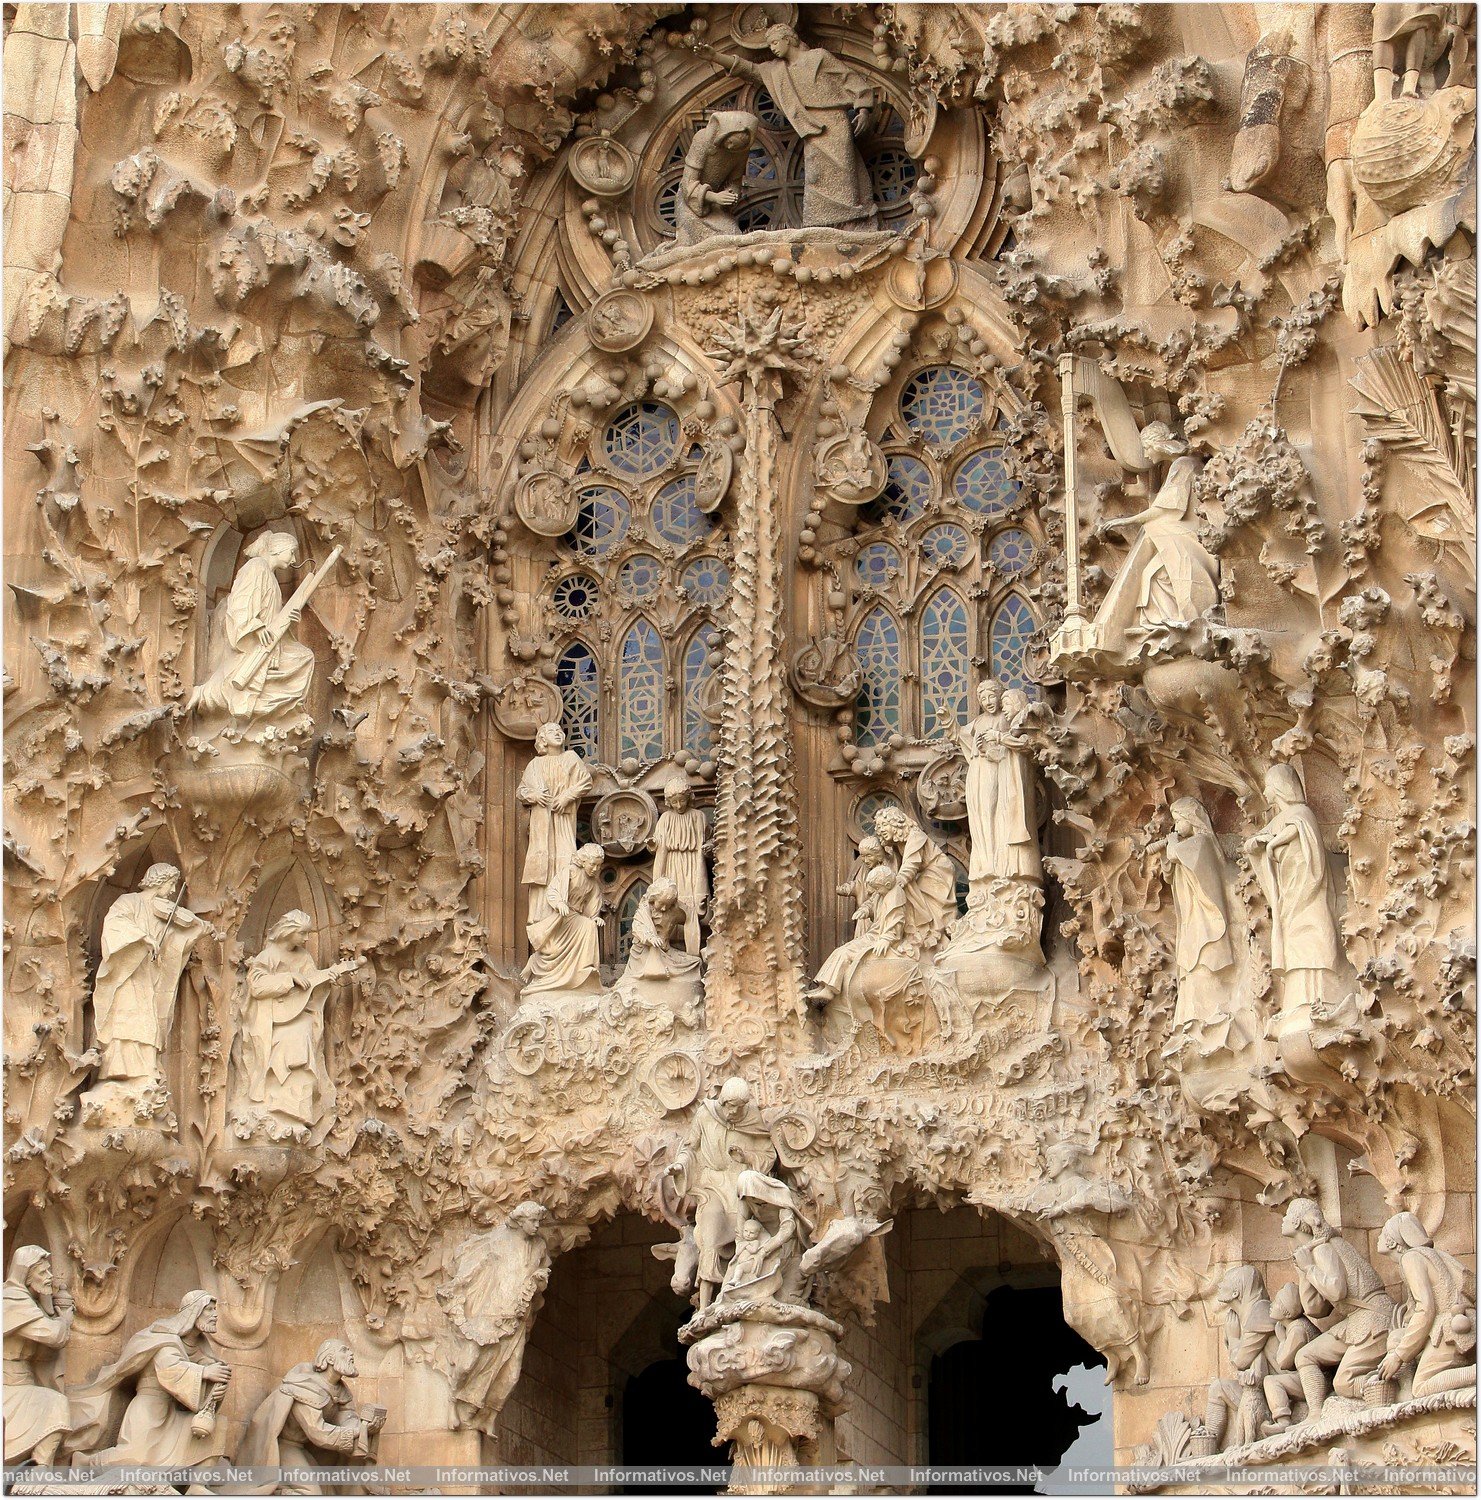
[954,449,1018,517]
[683,624,719,761]
[901,367,987,447]
[919,587,971,740]
[651,473,714,546]
[618,618,665,764]
[878,454,932,523]
[921,523,971,569]
[868,145,918,206]
[855,541,902,588]
[566,486,631,558]
[991,593,1038,696]
[857,791,904,838]
[603,402,680,478]
[616,554,662,603]
[617,879,648,964]
[552,573,598,621]
[988,528,1035,574]
[557,642,599,760]
[854,606,903,748]
[681,555,730,606]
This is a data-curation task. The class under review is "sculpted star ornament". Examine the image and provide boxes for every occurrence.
[707,303,807,388]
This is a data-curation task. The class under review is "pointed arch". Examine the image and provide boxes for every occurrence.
[617,878,649,966]
[919,585,972,740]
[557,640,600,761]
[854,605,903,749]
[990,593,1038,696]
[617,618,665,765]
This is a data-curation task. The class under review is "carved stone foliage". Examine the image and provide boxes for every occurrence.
[3,1,1475,1487]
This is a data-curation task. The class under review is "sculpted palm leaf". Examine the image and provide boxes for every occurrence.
[1350,345,1474,545]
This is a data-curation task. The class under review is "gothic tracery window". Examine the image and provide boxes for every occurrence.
[836,362,1044,762]
[549,400,729,774]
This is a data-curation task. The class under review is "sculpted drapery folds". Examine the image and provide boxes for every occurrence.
[517,723,593,933]
[0,0,1476,1485]
[232,911,359,1138]
[436,1203,551,1438]
[3,1247,73,1466]
[959,679,1041,889]
[189,531,317,729]
[89,863,205,1097]
[68,1291,232,1470]
[239,1339,385,1481]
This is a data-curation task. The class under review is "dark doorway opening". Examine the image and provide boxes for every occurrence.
[927,1283,1108,1493]
[621,1355,724,1494]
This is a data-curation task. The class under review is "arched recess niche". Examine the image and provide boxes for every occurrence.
[189,519,338,728]
[490,8,997,394]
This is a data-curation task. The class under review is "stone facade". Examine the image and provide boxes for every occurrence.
[2,1,1475,1490]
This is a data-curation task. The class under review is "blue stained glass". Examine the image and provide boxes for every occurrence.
[901,367,986,446]
[951,857,970,916]
[855,541,901,588]
[684,624,719,760]
[557,642,600,760]
[991,593,1039,697]
[858,791,903,837]
[651,473,714,546]
[746,147,777,183]
[618,618,665,764]
[854,606,902,749]
[566,486,631,558]
[988,527,1035,574]
[617,879,648,964]
[603,402,680,477]
[552,572,598,621]
[753,87,787,130]
[616,554,662,603]
[954,449,1019,517]
[921,523,971,568]
[879,454,932,523]
[657,178,680,231]
[920,588,971,739]
[681,555,730,606]
[868,145,918,205]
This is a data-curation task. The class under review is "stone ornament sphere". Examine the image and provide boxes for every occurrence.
[569,136,637,196]
[514,467,578,537]
[885,254,959,311]
[592,787,659,856]
[1350,89,1477,216]
[648,1050,702,1111]
[730,2,799,49]
[491,676,562,741]
[587,289,654,353]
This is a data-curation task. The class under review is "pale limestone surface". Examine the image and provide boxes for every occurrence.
[1,1,1474,1489]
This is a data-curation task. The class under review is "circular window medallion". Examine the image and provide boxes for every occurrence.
[515,466,577,537]
[569,136,636,196]
[587,289,653,353]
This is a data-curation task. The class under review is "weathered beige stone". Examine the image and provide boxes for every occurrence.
[2,2,1474,1491]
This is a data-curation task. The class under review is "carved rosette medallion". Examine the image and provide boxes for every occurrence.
[514,464,578,537]
[695,436,735,514]
[592,787,659,857]
[647,1050,702,1111]
[812,427,887,507]
[491,675,562,741]
[729,3,799,51]
[789,633,863,709]
[885,253,959,311]
[569,135,636,196]
[586,289,654,353]
[917,749,968,822]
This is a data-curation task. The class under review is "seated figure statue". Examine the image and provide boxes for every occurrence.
[190,532,330,734]
[615,878,702,1016]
